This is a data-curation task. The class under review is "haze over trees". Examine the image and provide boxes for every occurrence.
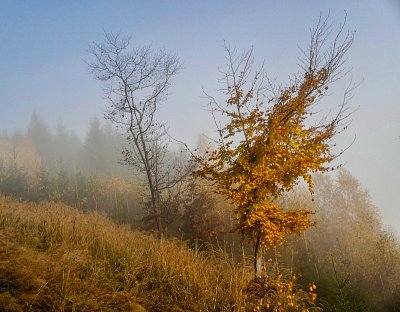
[0,13,399,312]
[277,171,400,310]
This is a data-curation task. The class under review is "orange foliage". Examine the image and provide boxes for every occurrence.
[194,67,340,251]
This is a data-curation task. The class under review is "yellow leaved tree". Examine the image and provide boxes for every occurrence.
[193,15,355,277]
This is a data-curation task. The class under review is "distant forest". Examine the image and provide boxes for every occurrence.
[0,113,126,177]
[0,112,188,228]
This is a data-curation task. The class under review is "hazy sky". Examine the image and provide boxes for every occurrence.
[1,1,399,235]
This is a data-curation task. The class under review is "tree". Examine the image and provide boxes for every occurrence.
[309,171,400,310]
[26,113,54,166]
[54,119,82,172]
[193,15,355,277]
[276,170,400,310]
[181,182,224,244]
[88,32,186,237]
[82,118,108,174]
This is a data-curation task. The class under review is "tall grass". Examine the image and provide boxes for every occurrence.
[0,196,250,311]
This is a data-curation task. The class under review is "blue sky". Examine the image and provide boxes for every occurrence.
[0,0,399,235]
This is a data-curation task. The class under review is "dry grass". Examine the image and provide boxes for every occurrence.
[0,196,252,311]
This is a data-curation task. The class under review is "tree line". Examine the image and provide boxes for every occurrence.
[0,113,125,176]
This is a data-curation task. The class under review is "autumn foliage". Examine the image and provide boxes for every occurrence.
[194,16,354,276]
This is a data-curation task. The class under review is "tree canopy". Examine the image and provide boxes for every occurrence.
[193,15,355,275]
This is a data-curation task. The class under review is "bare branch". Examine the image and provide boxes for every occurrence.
[88,31,183,238]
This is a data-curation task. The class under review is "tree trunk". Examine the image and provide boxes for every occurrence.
[254,236,263,278]
[150,188,164,239]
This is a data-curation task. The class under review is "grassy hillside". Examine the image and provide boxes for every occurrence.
[0,196,251,311]
[1,175,398,311]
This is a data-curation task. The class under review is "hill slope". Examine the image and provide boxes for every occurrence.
[0,196,247,311]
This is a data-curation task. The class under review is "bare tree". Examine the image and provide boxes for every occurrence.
[88,31,185,237]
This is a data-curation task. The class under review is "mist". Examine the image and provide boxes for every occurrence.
[0,1,399,310]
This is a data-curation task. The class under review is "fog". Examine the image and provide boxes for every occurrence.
[0,0,399,238]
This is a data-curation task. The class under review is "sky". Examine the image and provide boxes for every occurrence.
[0,0,399,235]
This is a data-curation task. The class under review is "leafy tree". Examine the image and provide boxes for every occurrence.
[32,166,51,201]
[71,171,89,210]
[193,15,355,276]
[0,165,28,198]
[12,137,42,171]
[285,171,400,311]
[50,165,69,201]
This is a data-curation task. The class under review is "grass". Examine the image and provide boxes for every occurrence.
[0,195,251,311]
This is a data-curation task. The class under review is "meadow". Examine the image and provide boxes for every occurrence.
[0,195,252,311]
